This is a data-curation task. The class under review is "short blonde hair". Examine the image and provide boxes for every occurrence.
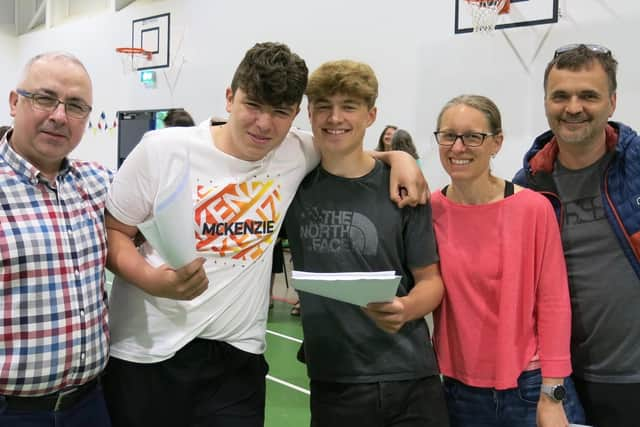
[306,60,378,109]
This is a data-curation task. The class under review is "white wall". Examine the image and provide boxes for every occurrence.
[0,22,18,122]
[4,0,640,183]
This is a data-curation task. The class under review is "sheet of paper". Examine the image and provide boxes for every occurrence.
[291,270,401,307]
[137,152,196,269]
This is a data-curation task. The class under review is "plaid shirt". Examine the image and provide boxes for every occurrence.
[0,132,112,396]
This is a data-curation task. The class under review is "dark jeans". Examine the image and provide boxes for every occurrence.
[103,339,268,427]
[443,370,586,427]
[310,375,449,427]
[573,376,640,427]
[0,386,111,427]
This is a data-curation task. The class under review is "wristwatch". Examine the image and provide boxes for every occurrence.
[540,384,567,402]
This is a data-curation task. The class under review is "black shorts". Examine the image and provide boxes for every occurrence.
[103,339,268,427]
[310,375,449,427]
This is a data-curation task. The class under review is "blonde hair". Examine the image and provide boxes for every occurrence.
[306,60,378,109]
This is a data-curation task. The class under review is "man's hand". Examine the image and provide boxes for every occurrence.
[369,150,429,207]
[363,298,409,333]
[148,257,209,300]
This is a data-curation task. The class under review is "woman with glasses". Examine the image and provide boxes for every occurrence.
[430,95,585,427]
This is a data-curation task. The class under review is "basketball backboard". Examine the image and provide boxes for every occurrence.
[455,0,559,34]
[132,12,170,70]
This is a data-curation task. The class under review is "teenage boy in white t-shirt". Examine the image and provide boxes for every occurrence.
[102,42,427,427]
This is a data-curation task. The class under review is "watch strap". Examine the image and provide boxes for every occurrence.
[540,384,565,402]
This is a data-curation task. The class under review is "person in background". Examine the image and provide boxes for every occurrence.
[390,128,422,168]
[514,43,640,427]
[375,124,397,151]
[103,42,427,427]
[0,52,112,426]
[431,94,585,427]
[163,108,195,127]
[286,59,448,427]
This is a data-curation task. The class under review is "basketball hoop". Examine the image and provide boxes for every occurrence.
[465,0,510,34]
[115,47,153,73]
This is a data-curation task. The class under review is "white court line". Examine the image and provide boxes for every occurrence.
[267,329,303,344]
[265,330,308,394]
[266,374,310,395]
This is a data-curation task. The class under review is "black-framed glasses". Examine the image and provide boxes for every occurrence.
[16,89,92,119]
[433,131,494,147]
[553,43,611,58]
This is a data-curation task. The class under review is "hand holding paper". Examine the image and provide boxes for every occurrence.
[137,152,197,269]
[291,271,401,307]
[144,257,209,301]
[363,299,408,334]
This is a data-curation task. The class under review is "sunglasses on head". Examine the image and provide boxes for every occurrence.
[554,43,611,58]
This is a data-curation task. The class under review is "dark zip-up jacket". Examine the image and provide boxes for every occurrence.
[513,121,640,279]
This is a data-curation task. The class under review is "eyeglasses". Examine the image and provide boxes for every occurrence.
[16,89,92,119]
[553,43,611,58]
[433,131,494,147]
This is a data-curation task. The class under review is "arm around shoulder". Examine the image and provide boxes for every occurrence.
[369,150,428,208]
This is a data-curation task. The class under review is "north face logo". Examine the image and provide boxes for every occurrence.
[299,209,378,256]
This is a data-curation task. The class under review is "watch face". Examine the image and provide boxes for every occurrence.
[553,385,567,401]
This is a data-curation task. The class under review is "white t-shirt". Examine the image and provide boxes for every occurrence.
[106,120,317,363]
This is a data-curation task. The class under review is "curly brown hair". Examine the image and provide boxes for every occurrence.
[231,42,308,107]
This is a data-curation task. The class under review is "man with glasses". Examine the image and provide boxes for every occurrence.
[514,43,640,427]
[0,52,112,425]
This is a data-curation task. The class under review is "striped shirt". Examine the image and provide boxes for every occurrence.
[0,131,112,396]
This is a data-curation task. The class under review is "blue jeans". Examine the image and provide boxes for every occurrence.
[0,386,111,427]
[443,370,586,427]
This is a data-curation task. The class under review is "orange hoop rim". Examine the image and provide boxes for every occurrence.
[115,47,152,60]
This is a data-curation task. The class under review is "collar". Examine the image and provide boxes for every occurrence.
[1,134,73,185]
[530,124,619,174]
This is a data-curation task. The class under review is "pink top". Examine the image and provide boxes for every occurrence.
[431,188,572,390]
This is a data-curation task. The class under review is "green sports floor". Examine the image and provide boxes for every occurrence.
[264,295,310,427]
[105,267,310,426]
